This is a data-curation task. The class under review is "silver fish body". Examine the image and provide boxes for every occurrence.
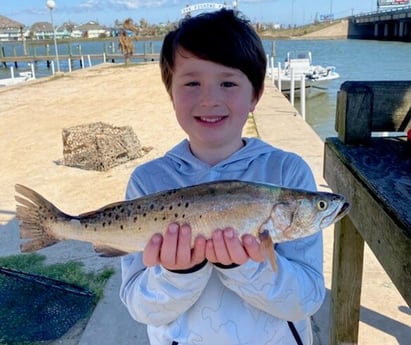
[15,180,350,269]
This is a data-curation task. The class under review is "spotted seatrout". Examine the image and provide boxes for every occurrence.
[15,180,350,271]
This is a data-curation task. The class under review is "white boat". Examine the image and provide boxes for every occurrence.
[273,51,339,98]
[0,66,35,87]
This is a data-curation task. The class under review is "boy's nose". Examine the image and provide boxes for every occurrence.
[199,85,220,106]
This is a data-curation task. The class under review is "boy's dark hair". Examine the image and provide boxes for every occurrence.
[160,9,267,99]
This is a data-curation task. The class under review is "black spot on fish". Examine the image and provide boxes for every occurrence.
[133,217,138,222]
[137,205,141,210]
[169,205,173,210]
[85,224,88,228]
[175,213,178,218]
[162,216,166,220]
[102,222,106,227]
[143,213,147,217]
[154,217,158,221]
[115,215,120,220]
[120,225,124,230]
[182,214,185,218]
[150,204,154,210]
[177,202,182,207]
[160,206,165,210]
[185,202,189,208]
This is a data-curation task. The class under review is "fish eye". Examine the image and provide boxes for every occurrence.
[317,200,328,211]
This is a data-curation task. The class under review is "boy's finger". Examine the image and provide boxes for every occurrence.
[160,223,179,265]
[205,239,218,263]
[143,233,163,267]
[192,236,206,265]
[242,234,265,262]
[175,224,192,265]
[211,229,231,264]
[223,228,248,264]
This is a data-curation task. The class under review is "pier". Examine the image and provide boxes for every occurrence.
[0,63,409,344]
[0,53,160,68]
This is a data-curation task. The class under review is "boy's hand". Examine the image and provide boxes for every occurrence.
[206,228,265,266]
[142,223,206,271]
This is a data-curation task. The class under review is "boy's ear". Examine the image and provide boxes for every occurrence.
[250,84,264,112]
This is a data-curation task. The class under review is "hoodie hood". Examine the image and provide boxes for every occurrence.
[165,138,278,177]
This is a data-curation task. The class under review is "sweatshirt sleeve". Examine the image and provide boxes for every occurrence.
[214,232,325,321]
[120,253,213,326]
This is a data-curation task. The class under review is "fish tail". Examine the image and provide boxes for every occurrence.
[15,184,71,252]
[259,229,278,272]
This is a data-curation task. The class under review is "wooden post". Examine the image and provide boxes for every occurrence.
[329,216,364,345]
[335,83,373,144]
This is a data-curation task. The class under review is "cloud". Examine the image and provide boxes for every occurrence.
[107,0,170,9]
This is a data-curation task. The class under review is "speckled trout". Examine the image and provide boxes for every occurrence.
[15,180,350,271]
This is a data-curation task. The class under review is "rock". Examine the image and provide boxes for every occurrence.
[62,122,145,171]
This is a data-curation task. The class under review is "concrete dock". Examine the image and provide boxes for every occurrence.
[0,64,409,344]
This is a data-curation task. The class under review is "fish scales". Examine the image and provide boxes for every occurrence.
[15,180,350,270]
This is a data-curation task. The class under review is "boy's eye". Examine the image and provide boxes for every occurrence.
[185,81,199,87]
[221,81,236,87]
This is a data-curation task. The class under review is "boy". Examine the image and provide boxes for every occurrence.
[120,9,324,345]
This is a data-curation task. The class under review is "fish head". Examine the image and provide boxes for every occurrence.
[267,191,350,240]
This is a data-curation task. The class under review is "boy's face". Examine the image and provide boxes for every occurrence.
[170,49,259,164]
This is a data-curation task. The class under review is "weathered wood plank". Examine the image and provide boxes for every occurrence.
[329,217,364,345]
[335,81,411,144]
[324,138,411,306]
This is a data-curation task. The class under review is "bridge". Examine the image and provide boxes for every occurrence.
[348,5,411,41]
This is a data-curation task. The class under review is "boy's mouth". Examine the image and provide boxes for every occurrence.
[196,116,227,123]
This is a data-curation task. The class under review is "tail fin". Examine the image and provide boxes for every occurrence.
[15,184,70,252]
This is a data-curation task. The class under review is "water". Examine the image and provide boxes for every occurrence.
[263,39,411,139]
[0,40,163,79]
[1,38,411,140]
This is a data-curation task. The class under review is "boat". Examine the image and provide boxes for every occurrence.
[0,70,35,87]
[273,51,339,98]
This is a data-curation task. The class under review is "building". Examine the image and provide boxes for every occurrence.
[71,21,109,38]
[0,15,25,41]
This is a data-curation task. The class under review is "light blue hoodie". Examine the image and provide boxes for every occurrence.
[120,138,325,345]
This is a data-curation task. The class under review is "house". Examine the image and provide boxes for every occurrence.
[30,22,54,40]
[71,21,109,38]
[0,15,25,41]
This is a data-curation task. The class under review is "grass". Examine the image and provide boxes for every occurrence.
[0,253,114,300]
[0,253,115,345]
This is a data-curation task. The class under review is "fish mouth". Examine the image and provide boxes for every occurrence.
[320,201,351,228]
[335,202,351,222]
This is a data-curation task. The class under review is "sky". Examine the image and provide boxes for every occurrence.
[1,0,384,28]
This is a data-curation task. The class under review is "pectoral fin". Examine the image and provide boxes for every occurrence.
[94,244,128,257]
[259,229,278,272]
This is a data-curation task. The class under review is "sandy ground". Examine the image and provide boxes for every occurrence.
[302,20,348,39]
[0,63,189,219]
